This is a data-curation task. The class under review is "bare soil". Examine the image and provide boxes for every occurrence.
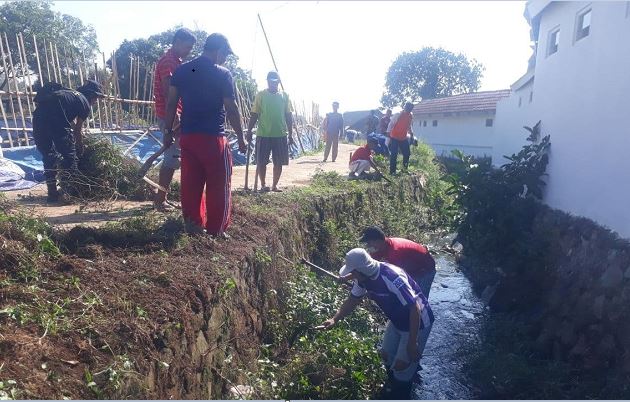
[2,143,358,230]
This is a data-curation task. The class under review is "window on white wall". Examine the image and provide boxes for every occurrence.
[432,120,438,127]
[518,97,522,107]
[575,8,591,41]
[547,28,560,56]
[485,118,493,127]
[423,120,427,127]
[529,91,533,103]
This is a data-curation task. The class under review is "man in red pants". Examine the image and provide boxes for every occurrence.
[163,33,246,236]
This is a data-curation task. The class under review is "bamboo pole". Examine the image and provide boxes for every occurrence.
[257,13,304,153]
[0,89,13,147]
[112,51,123,130]
[18,34,34,99]
[101,52,111,130]
[48,41,58,82]
[76,50,84,85]
[63,46,73,89]
[147,65,154,126]
[4,33,28,145]
[42,38,51,82]
[15,33,33,120]
[33,35,44,86]
[141,61,149,125]
[128,54,133,129]
[0,36,18,139]
[54,44,63,86]
[135,56,140,127]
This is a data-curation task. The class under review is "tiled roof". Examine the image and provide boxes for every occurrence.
[412,89,511,115]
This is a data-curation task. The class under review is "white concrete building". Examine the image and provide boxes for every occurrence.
[413,90,510,158]
[492,1,630,238]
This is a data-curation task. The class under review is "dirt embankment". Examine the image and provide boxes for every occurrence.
[0,174,426,399]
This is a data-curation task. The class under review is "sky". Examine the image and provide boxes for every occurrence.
[52,1,533,113]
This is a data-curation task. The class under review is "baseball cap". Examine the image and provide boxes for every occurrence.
[339,248,380,277]
[267,71,280,82]
[204,33,234,55]
[77,80,106,98]
[359,226,386,243]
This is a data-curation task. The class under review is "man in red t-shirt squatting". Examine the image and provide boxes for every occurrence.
[348,136,379,179]
[152,28,196,211]
[360,226,437,298]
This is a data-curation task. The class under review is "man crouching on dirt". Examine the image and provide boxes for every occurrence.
[319,248,434,398]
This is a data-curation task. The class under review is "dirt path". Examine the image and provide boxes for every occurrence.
[2,143,358,229]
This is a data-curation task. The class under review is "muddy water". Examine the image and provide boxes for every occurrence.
[413,237,486,399]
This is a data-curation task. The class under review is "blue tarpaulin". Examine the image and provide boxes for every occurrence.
[1,128,321,192]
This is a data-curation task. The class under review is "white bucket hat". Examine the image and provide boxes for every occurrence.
[339,248,380,277]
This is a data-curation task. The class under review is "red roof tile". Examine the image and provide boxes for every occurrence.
[412,89,511,115]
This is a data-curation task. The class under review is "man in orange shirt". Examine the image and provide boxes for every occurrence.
[387,102,415,175]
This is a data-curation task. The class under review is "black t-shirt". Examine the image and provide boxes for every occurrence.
[35,89,91,126]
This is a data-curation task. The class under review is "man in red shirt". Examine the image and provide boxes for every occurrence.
[152,28,196,211]
[360,226,436,298]
[348,136,378,179]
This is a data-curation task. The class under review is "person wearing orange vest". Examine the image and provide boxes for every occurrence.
[386,102,415,175]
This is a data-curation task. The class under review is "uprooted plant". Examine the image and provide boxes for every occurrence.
[58,136,153,203]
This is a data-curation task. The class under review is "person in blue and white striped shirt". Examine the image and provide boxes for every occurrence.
[319,248,435,395]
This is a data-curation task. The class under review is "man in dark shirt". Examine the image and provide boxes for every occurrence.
[379,109,392,135]
[322,101,344,162]
[163,33,246,236]
[32,80,105,202]
[365,109,379,135]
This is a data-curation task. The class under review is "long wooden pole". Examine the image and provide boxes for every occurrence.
[0,90,13,147]
[4,33,28,145]
[141,61,149,124]
[63,46,73,89]
[0,36,18,141]
[257,13,304,153]
[54,44,63,87]
[15,33,33,120]
[42,38,51,82]
[48,41,58,83]
[32,35,44,86]
[102,52,111,130]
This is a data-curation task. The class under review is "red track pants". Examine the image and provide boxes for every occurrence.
[180,134,232,235]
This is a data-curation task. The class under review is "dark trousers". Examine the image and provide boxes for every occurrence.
[389,138,410,174]
[32,113,78,186]
[323,132,339,161]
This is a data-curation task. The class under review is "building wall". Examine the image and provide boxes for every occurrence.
[414,112,496,158]
[492,78,536,165]
[493,1,630,238]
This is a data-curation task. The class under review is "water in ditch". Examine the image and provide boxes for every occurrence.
[412,235,487,399]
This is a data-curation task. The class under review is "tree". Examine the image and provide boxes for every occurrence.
[381,47,484,107]
[0,0,98,90]
[109,26,257,106]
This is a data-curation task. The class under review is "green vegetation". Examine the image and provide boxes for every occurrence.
[249,265,386,399]
[60,137,152,203]
[465,314,630,399]
[444,123,552,303]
